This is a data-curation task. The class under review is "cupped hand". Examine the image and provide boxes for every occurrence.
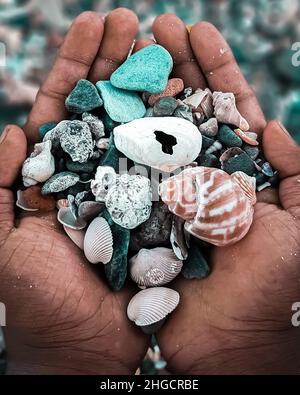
[0,9,149,375]
[147,14,300,374]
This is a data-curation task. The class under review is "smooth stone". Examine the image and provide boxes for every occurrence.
[199,118,218,137]
[59,120,94,164]
[197,153,219,168]
[102,112,119,135]
[223,152,256,176]
[39,122,57,141]
[101,209,130,291]
[96,81,146,123]
[42,172,79,195]
[244,145,260,160]
[130,202,173,252]
[173,104,194,123]
[66,158,98,174]
[82,112,105,140]
[20,186,56,212]
[65,79,103,114]
[153,97,178,117]
[148,78,184,106]
[261,162,274,177]
[182,240,210,280]
[79,173,92,183]
[201,135,215,150]
[144,107,154,117]
[110,44,173,94]
[217,125,243,147]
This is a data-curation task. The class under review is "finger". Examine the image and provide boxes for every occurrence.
[263,120,300,213]
[88,8,139,83]
[24,12,104,143]
[0,126,27,239]
[190,22,266,135]
[132,38,155,53]
[152,14,207,90]
[256,188,280,206]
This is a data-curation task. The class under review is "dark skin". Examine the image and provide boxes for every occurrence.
[0,10,299,375]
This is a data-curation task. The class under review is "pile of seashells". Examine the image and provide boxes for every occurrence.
[18,45,277,334]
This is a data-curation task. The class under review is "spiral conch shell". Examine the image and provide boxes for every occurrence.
[159,167,256,247]
[129,247,183,288]
[213,92,249,131]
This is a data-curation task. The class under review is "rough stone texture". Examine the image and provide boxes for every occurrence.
[223,152,256,176]
[217,124,243,147]
[130,202,173,252]
[82,112,105,140]
[65,79,103,114]
[96,81,146,123]
[148,78,184,106]
[110,44,173,94]
[41,171,79,194]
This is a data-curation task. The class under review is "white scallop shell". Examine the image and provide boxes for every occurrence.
[84,217,113,264]
[129,247,183,287]
[127,287,180,327]
[57,207,87,230]
[22,140,55,187]
[114,117,202,172]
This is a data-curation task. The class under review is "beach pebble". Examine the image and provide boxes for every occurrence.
[217,125,243,147]
[66,158,98,174]
[181,239,210,280]
[78,201,104,222]
[39,122,57,140]
[148,78,184,106]
[197,153,219,168]
[65,79,103,114]
[222,152,256,176]
[144,107,154,117]
[244,145,260,160]
[102,112,119,134]
[82,112,105,140]
[96,81,146,123]
[173,104,193,123]
[153,97,178,117]
[58,120,94,164]
[201,135,215,150]
[19,186,56,211]
[255,172,268,187]
[42,171,80,195]
[261,162,274,177]
[199,118,218,137]
[110,44,173,94]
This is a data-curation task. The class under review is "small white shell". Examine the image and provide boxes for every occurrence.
[63,226,85,250]
[84,217,113,264]
[91,166,117,202]
[16,190,39,212]
[129,247,183,287]
[22,140,55,187]
[127,287,180,327]
[57,207,87,230]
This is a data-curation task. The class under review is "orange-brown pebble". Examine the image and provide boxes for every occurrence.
[148,78,184,106]
[22,186,56,212]
[234,128,259,146]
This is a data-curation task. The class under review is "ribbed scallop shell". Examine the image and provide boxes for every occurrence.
[231,171,257,205]
[127,287,180,327]
[129,247,183,287]
[160,167,255,247]
[84,217,113,264]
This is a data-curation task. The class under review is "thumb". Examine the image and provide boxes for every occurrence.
[0,125,27,240]
[263,120,300,215]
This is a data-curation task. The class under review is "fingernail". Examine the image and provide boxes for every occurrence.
[0,126,10,145]
[278,121,291,137]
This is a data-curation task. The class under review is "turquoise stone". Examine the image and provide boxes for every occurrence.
[96,81,146,123]
[182,240,210,280]
[110,44,173,94]
[223,152,256,176]
[39,122,57,141]
[65,79,103,114]
[99,135,127,172]
[41,172,79,195]
[217,125,243,147]
[101,209,130,291]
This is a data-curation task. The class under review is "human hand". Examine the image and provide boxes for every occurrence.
[0,9,149,375]
[149,14,300,374]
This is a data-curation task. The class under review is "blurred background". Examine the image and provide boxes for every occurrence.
[0,0,300,375]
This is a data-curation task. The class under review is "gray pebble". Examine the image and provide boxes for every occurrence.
[153,97,178,116]
[199,118,218,137]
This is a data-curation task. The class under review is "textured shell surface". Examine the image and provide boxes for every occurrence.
[231,171,257,205]
[22,140,55,187]
[57,207,87,230]
[129,247,183,287]
[84,217,113,264]
[127,287,180,327]
[105,174,152,229]
[113,117,202,172]
[213,92,249,131]
[91,166,117,202]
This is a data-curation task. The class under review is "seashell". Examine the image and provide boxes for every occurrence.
[219,147,244,166]
[57,207,87,230]
[56,199,69,210]
[231,171,257,205]
[78,201,105,222]
[113,117,202,172]
[16,190,39,212]
[160,167,255,247]
[22,140,55,187]
[84,217,113,264]
[183,88,213,118]
[244,131,258,141]
[91,166,117,202]
[63,226,85,250]
[234,128,259,146]
[213,92,249,131]
[170,216,189,260]
[205,140,222,155]
[105,174,152,229]
[127,287,180,332]
[129,247,183,287]
[199,117,218,137]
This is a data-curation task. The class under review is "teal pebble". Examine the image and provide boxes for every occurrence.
[255,172,268,187]
[66,158,98,174]
[144,107,154,117]
[201,135,215,150]
[153,97,178,116]
[67,182,89,196]
[65,79,103,114]
[39,122,57,141]
[217,125,243,147]
[173,105,193,123]
[96,81,146,123]
[99,135,127,172]
[244,145,260,160]
[101,209,130,291]
[42,172,79,195]
[182,241,210,280]
[102,112,119,135]
[110,44,173,94]
[223,152,256,176]
[197,153,219,168]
